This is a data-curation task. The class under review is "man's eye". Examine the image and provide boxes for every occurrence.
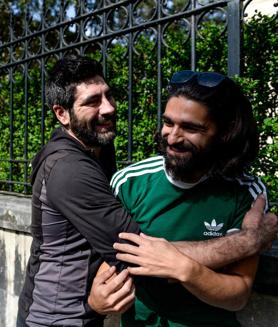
[182,126,197,131]
[181,125,204,133]
[86,102,97,108]
[87,98,100,107]
[163,120,173,127]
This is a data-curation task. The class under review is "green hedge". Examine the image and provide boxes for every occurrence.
[0,13,277,203]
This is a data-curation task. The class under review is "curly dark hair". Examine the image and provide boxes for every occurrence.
[167,73,259,177]
[46,55,104,110]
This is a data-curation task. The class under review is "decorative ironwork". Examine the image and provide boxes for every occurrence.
[0,0,245,193]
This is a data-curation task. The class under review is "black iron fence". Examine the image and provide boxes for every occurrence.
[0,0,275,194]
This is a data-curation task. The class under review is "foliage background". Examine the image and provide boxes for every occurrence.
[0,5,277,203]
[107,13,278,202]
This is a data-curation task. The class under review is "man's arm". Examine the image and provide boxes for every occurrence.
[177,256,258,311]
[173,195,278,269]
[46,157,140,270]
[114,233,258,311]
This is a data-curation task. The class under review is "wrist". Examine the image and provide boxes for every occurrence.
[87,294,104,314]
[87,298,106,315]
[87,294,95,311]
[174,256,196,283]
[243,229,261,255]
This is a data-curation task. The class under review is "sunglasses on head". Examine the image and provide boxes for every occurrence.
[170,70,227,88]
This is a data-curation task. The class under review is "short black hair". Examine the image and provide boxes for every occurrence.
[46,55,104,110]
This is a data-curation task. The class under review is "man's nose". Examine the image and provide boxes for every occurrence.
[99,97,115,116]
[167,127,183,145]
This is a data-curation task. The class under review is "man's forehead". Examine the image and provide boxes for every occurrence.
[75,77,110,94]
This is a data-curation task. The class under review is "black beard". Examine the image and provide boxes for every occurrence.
[158,134,215,181]
[70,111,116,147]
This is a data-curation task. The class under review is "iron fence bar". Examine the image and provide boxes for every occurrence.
[0,179,30,186]
[40,2,46,146]
[59,0,65,59]
[0,159,30,163]
[227,0,242,76]
[191,0,197,71]
[8,10,14,192]
[41,60,46,146]
[157,0,162,132]
[102,8,107,79]
[127,2,133,162]
[23,8,29,193]
[8,67,14,193]
[79,0,85,55]
[24,61,29,193]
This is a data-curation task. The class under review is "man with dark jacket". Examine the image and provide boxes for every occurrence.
[17,55,140,327]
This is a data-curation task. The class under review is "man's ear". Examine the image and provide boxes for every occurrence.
[53,105,70,126]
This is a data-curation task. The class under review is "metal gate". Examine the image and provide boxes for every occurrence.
[0,0,265,193]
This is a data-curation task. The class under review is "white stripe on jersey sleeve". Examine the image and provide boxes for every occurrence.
[113,166,164,196]
[110,156,163,186]
[226,228,240,234]
[236,174,269,212]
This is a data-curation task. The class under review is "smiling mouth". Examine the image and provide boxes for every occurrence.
[168,145,190,153]
[95,122,113,131]
[166,146,194,160]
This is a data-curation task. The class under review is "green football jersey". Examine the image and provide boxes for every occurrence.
[111,156,267,327]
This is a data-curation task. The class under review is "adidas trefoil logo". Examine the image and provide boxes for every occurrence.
[204,219,223,231]
[203,219,224,237]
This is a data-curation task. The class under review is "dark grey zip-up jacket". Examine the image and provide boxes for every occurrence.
[18,127,140,327]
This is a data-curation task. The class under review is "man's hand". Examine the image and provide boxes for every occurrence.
[242,194,278,252]
[114,232,188,280]
[88,266,135,315]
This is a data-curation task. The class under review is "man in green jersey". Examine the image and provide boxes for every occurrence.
[106,71,276,326]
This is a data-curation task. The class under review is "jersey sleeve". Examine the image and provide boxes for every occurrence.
[226,176,269,234]
[226,192,252,234]
[111,183,131,215]
[46,156,140,270]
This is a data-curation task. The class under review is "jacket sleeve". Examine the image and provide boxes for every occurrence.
[46,155,140,270]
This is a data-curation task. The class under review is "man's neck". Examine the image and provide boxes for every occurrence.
[164,168,208,190]
[165,166,209,184]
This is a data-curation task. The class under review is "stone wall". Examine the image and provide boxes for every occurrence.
[0,192,277,327]
[0,193,32,327]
